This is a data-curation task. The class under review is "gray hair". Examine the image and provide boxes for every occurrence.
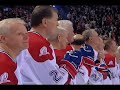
[0,18,26,35]
[48,26,68,41]
[58,20,73,31]
[82,29,96,41]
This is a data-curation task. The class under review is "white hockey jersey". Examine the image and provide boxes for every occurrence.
[16,31,70,85]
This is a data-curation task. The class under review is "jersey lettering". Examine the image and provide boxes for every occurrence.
[49,70,63,83]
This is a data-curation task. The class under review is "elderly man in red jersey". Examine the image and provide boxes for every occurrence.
[0,18,29,85]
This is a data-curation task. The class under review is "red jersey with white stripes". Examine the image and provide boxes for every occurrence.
[0,51,18,85]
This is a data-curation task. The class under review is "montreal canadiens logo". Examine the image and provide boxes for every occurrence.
[0,72,10,84]
[39,46,49,56]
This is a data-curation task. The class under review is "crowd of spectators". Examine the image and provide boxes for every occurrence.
[0,5,120,45]
[64,5,120,45]
[0,6,35,30]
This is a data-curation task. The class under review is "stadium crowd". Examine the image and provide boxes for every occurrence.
[65,5,120,45]
[0,5,120,45]
[0,5,120,85]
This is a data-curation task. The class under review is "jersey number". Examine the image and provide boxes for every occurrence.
[49,70,63,83]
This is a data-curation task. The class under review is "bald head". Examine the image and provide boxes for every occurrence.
[71,34,85,46]
[73,34,84,40]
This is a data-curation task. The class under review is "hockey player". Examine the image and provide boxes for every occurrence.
[16,5,83,85]
[104,39,119,84]
[58,20,74,52]
[89,37,112,85]
[48,26,69,65]
[0,18,28,85]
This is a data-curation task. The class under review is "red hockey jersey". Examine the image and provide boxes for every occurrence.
[0,51,18,85]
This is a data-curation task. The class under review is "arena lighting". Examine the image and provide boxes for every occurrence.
[52,5,55,7]
[50,5,55,7]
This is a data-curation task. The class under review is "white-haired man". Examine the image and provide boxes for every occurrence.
[58,20,74,51]
[48,26,69,65]
[0,18,29,85]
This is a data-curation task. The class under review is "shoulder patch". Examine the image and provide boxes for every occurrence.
[39,46,50,56]
[108,60,113,65]
[0,72,10,84]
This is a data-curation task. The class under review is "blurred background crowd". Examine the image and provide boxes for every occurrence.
[0,5,120,45]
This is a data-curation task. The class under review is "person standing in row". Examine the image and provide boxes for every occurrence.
[0,18,29,85]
